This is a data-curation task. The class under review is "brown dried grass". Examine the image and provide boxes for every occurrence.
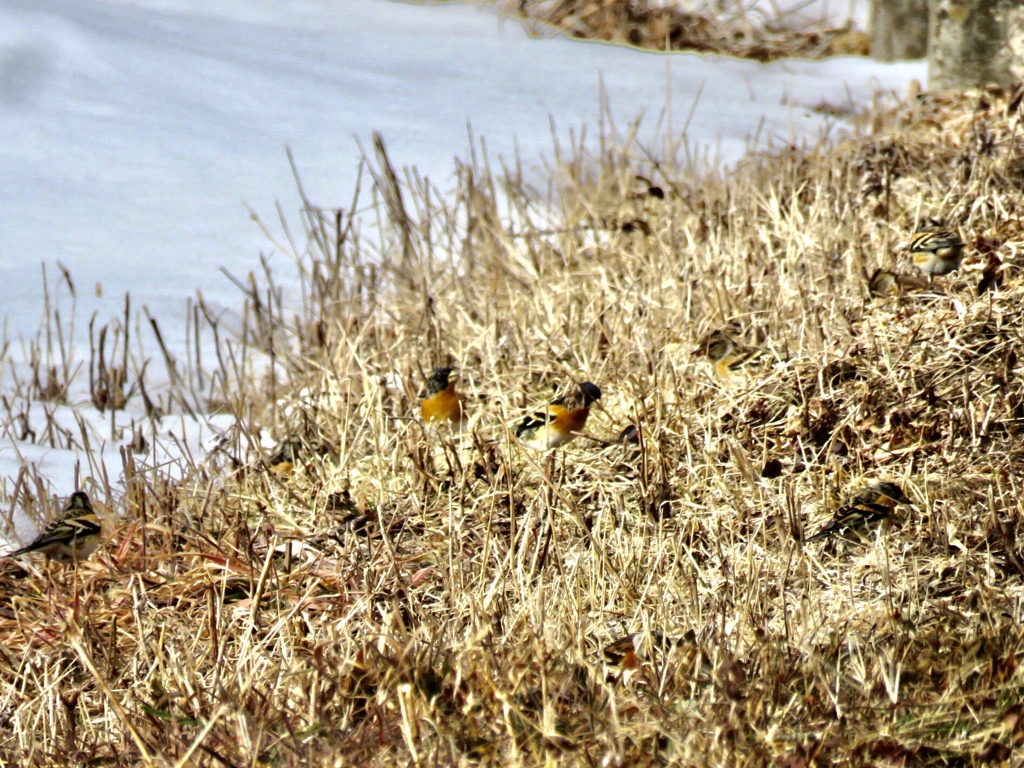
[499,0,870,61]
[4,84,1024,765]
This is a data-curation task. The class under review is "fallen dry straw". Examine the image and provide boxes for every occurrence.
[4,85,1024,765]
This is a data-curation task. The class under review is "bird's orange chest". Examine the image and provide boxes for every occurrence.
[869,494,897,513]
[421,386,464,424]
[553,406,589,435]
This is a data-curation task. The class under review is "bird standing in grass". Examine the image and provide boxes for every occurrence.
[267,437,330,476]
[909,218,964,279]
[806,480,912,542]
[602,631,669,667]
[267,438,304,475]
[868,268,900,298]
[602,631,692,684]
[6,492,102,563]
[516,382,601,451]
[694,328,761,380]
[420,367,466,428]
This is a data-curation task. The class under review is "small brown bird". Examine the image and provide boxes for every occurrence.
[266,437,329,475]
[7,492,102,563]
[420,367,466,427]
[909,218,964,278]
[516,382,601,451]
[694,329,761,380]
[602,631,688,683]
[603,631,668,667]
[267,438,303,475]
[868,268,900,298]
[806,480,912,542]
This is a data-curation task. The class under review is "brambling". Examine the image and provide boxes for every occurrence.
[869,268,927,298]
[603,631,669,667]
[806,480,912,542]
[515,381,601,451]
[909,218,964,278]
[268,438,303,475]
[267,437,328,475]
[603,631,691,684]
[694,329,761,380]
[868,268,899,298]
[420,367,466,427]
[7,492,101,563]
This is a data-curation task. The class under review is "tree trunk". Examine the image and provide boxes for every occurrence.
[871,0,929,61]
[929,0,1024,89]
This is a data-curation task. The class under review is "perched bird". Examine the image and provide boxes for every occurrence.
[806,480,912,542]
[267,437,328,475]
[420,367,466,427]
[267,438,304,475]
[909,218,964,278]
[516,381,601,451]
[694,328,761,380]
[7,492,102,563]
[602,631,694,685]
[868,268,900,298]
[603,631,668,668]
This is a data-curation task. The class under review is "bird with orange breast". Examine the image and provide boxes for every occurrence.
[420,367,466,428]
[516,381,601,451]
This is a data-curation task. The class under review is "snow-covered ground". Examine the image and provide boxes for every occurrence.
[0,0,925,532]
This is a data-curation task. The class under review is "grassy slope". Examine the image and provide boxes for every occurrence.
[498,0,870,60]
[4,86,1024,766]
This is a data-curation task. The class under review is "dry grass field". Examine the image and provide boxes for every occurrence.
[499,0,870,60]
[4,80,1024,765]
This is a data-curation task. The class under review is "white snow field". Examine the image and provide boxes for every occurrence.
[0,0,925,534]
